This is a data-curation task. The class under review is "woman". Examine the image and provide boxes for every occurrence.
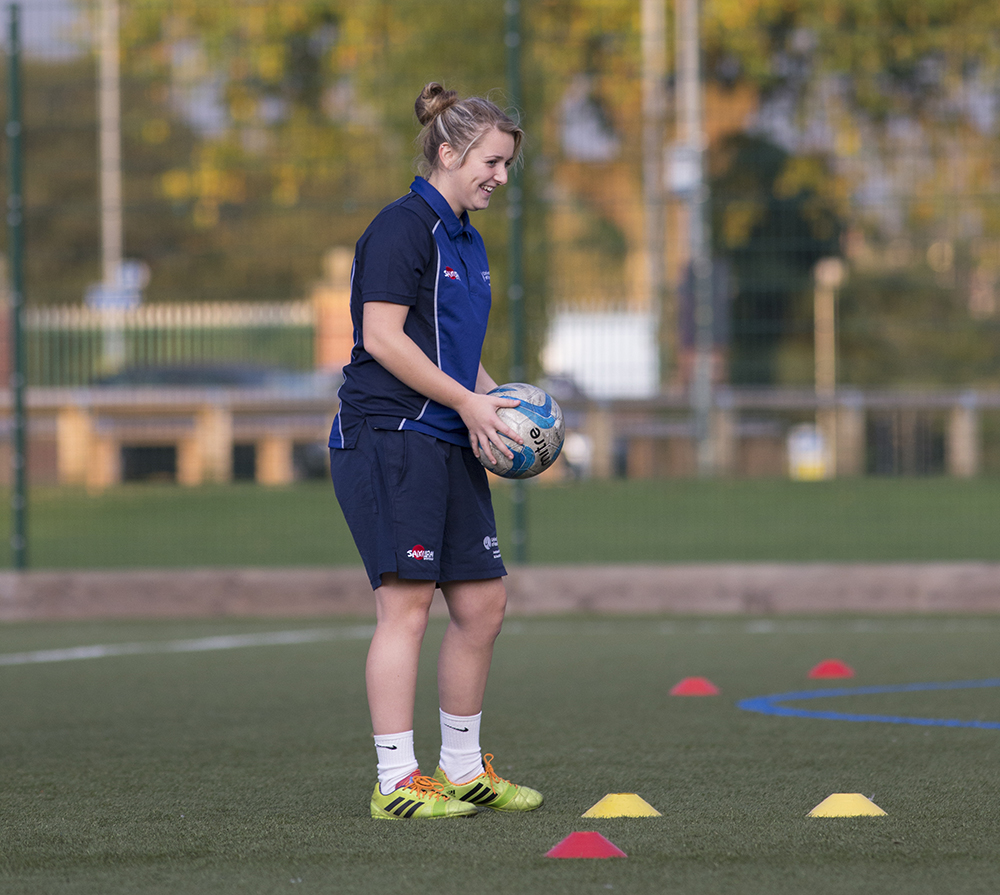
[329,82,543,819]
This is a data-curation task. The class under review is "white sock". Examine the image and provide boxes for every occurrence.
[438,709,483,785]
[374,730,418,795]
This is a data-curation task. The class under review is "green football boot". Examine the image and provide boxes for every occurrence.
[370,771,478,820]
[433,754,543,812]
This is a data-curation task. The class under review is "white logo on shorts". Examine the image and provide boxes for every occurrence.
[407,544,435,561]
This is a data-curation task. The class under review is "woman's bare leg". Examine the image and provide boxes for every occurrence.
[366,573,436,735]
[437,577,507,716]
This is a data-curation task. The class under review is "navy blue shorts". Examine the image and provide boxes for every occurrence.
[330,421,506,590]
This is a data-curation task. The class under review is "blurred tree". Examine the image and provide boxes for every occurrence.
[117,0,401,301]
[701,0,1000,386]
[6,0,1000,390]
[709,133,844,385]
[7,58,102,305]
[839,268,1000,387]
[703,0,1000,114]
[1,1,404,305]
[528,0,643,309]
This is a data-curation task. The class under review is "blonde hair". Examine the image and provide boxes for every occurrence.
[414,82,524,176]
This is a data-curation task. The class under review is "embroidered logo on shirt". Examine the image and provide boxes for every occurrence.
[482,270,491,284]
[443,267,460,281]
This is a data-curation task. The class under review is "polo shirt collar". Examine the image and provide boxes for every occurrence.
[410,177,470,239]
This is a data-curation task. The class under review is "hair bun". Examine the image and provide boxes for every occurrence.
[415,82,459,126]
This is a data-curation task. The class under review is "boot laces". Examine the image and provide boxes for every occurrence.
[481,754,511,792]
[400,774,449,801]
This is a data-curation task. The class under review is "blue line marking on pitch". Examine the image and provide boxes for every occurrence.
[738,678,1000,730]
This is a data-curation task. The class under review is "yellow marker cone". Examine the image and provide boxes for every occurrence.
[582,793,662,818]
[807,794,887,817]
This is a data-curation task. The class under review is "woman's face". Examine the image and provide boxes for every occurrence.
[430,128,517,218]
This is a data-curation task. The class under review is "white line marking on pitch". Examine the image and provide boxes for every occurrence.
[0,626,376,667]
[4,617,998,668]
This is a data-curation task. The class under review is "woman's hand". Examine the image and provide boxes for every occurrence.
[362,302,521,463]
[456,390,522,466]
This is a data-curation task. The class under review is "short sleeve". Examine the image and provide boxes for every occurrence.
[354,206,434,306]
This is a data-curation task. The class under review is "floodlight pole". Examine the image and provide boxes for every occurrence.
[675,0,714,476]
[641,0,668,385]
[505,0,527,563]
[7,3,27,569]
[99,0,123,287]
[98,0,125,370]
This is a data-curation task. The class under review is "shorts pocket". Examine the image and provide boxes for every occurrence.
[369,425,407,494]
[330,446,377,517]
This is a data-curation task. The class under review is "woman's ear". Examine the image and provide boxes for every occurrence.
[438,141,458,170]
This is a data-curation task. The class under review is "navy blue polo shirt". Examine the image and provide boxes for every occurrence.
[329,178,493,450]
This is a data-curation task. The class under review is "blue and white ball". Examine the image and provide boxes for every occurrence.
[479,382,565,479]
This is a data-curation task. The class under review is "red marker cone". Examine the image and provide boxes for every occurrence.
[545,831,627,859]
[669,676,720,696]
[808,659,855,679]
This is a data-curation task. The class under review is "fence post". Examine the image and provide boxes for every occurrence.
[86,431,120,492]
[256,436,294,485]
[835,392,865,477]
[56,405,93,485]
[710,393,736,475]
[586,402,615,478]
[947,393,980,478]
[814,258,845,479]
[196,403,233,485]
[313,247,354,371]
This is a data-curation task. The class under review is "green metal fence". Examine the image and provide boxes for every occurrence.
[3,0,1000,571]
[23,300,315,385]
[2,0,996,395]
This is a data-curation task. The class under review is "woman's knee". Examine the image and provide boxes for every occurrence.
[444,578,507,636]
[374,576,436,635]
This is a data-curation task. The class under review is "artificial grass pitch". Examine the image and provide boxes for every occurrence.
[10,476,1000,569]
[2,615,1000,894]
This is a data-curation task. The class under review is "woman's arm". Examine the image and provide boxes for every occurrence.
[475,363,500,394]
[362,301,520,463]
